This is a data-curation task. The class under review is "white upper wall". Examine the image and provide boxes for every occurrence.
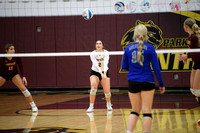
[0,0,199,17]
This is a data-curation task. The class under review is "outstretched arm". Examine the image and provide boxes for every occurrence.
[17,58,27,86]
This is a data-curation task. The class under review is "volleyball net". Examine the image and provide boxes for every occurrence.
[1,48,200,57]
[0,48,200,90]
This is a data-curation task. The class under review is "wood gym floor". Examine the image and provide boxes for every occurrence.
[0,90,200,133]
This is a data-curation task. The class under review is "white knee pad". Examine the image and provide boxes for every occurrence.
[90,89,97,95]
[190,88,200,96]
[22,89,31,97]
[105,92,111,98]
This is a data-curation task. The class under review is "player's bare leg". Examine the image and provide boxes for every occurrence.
[127,92,141,133]
[101,77,112,111]
[0,77,6,87]
[87,75,99,113]
[12,74,38,112]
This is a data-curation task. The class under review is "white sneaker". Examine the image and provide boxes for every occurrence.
[32,106,38,112]
[106,103,113,111]
[86,106,94,113]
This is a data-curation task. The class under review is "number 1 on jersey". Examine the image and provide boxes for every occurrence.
[131,51,144,63]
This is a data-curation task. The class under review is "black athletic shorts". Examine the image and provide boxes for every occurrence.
[128,80,155,93]
[193,60,200,70]
[0,72,18,81]
[90,70,109,81]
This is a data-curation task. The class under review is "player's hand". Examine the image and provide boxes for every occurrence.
[22,77,28,86]
[159,86,165,94]
[178,54,183,61]
[100,72,104,79]
[183,59,187,64]
[178,54,187,61]
[103,72,107,79]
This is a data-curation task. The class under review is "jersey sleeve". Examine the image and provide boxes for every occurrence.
[104,51,109,72]
[90,52,102,72]
[16,57,25,77]
[121,48,129,71]
[150,47,164,87]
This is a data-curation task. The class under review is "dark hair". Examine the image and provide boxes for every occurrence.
[4,43,14,51]
[96,40,104,46]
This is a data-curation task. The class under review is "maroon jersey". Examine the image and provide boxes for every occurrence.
[0,57,25,77]
[187,34,200,61]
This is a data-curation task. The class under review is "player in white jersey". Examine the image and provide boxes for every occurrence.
[86,40,113,113]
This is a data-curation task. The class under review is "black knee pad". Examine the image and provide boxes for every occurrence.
[143,113,152,118]
[130,111,139,117]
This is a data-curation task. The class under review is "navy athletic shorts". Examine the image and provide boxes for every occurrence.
[0,72,18,81]
[128,80,155,93]
[90,70,109,81]
[193,60,200,70]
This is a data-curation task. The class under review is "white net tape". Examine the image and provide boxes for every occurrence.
[0,48,200,57]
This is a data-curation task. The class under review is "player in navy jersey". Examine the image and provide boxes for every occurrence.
[178,18,200,101]
[0,43,38,112]
[121,24,165,133]
[86,40,112,113]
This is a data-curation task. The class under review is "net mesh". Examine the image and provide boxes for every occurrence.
[0,0,199,17]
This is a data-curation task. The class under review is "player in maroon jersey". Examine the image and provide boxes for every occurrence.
[178,18,200,100]
[179,18,200,127]
[0,43,38,112]
[178,18,200,126]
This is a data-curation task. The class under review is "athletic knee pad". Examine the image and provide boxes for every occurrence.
[105,92,111,98]
[90,89,97,95]
[143,113,152,118]
[22,89,31,97]
[130,111,139,117]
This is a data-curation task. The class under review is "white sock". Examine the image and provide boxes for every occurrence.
[29,101,36,107]
[107,102,111,105]
[89,103,94,107]
[127,130,132,133]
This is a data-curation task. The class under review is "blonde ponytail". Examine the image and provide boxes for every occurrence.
[137,36,144,66]
[133,24,147,66]
[184,18,200,47]
[192,24,200,47]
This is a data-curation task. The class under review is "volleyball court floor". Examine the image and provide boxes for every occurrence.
[0,90,200,133]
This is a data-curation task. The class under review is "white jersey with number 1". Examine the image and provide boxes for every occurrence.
[90,49,109,73]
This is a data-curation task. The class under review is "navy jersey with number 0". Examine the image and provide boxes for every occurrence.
[122,42,164,87]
